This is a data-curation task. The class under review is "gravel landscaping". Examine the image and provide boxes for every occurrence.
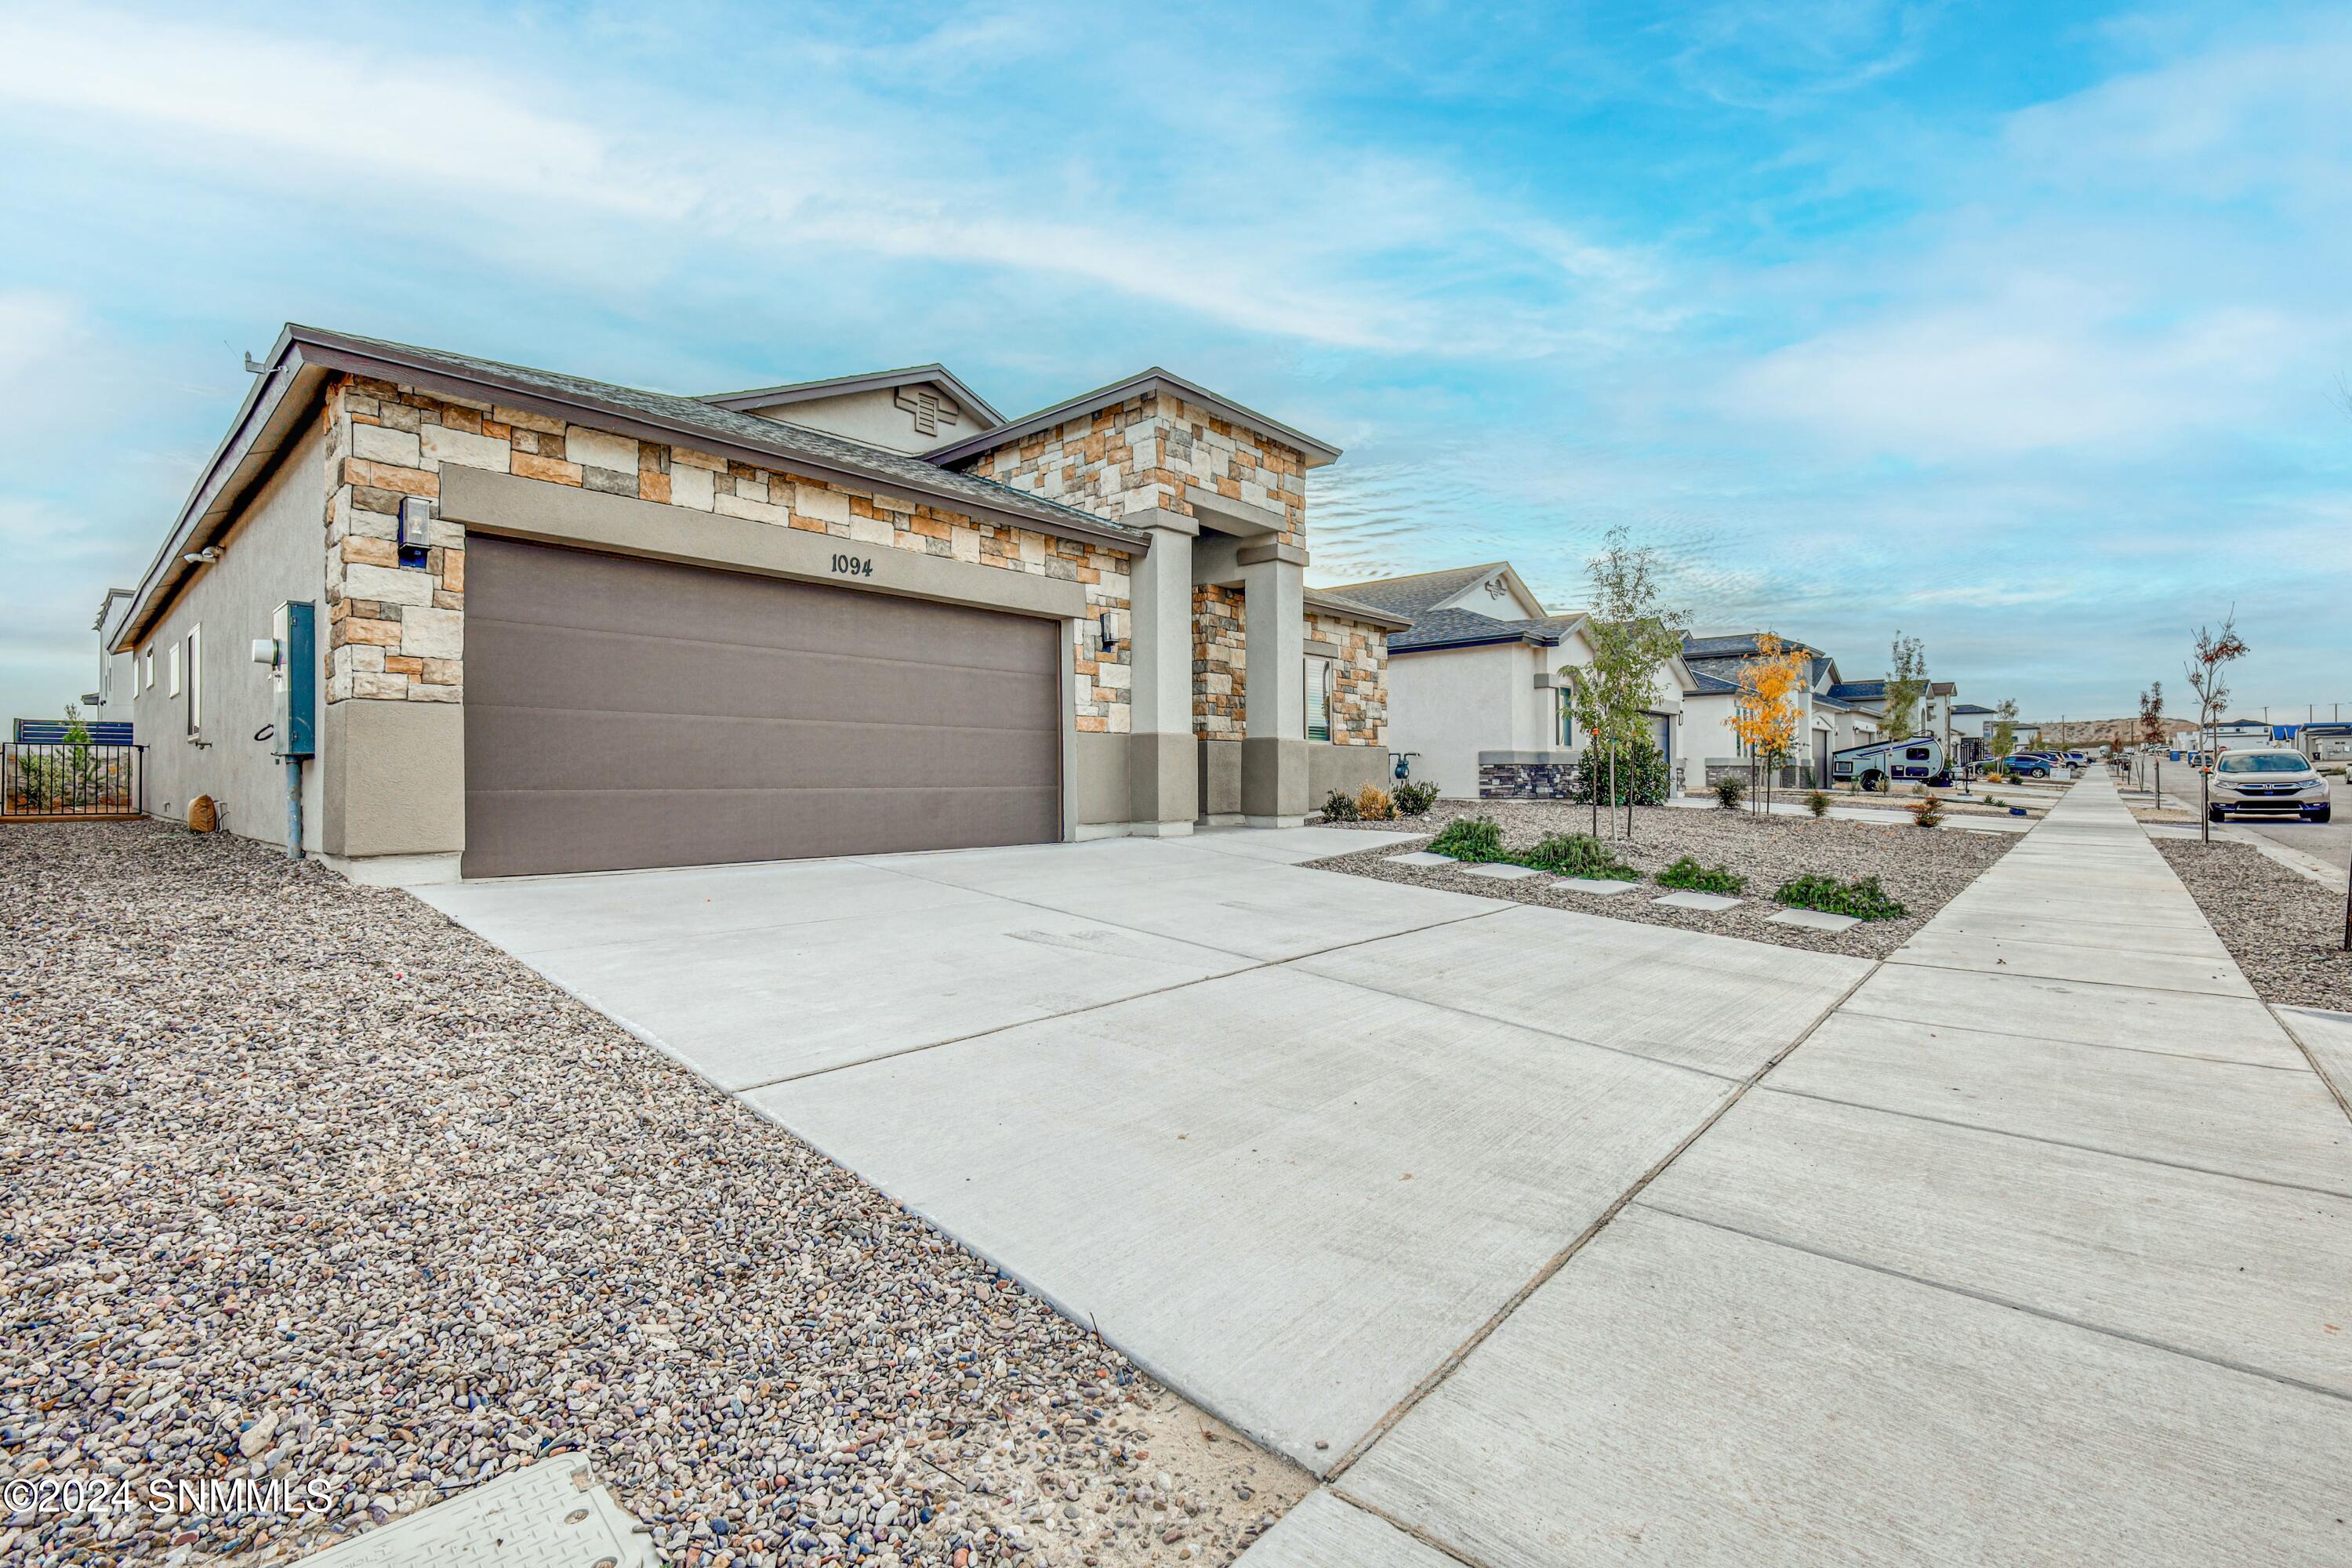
[2156,839,2352,1012]
[1312,800,2014,957]
[0,822,1307,1567]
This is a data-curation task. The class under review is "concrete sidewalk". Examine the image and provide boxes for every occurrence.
[1255,771,2352,1566]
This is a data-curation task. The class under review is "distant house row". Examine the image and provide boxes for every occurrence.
[1316,560,1975,800]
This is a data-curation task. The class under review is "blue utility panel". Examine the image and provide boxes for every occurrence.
[274,601,316,758]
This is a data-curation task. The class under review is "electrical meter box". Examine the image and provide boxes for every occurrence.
[272,600,316,758]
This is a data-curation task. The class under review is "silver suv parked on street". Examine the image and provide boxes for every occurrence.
[2207,748,2332,822]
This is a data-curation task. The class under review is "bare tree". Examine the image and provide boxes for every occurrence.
[2137,683,2165,795]
[2183,612,2248,843]
[1576,528,1688,840]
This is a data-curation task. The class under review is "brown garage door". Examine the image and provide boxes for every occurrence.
[462,536,1062,877]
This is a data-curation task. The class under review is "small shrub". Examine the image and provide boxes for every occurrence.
[1355,783,1396,821]
[1713,774,1746,811]
[1910,796,1945,829]
[1428,815,1506,862]
[1567,735,1672,806]
[1656,856,1745,895]
[1320,789,1359,822]
[1522,832,1637,880]
[1806,789,1831,818]
[1777,873,1907,921]
[1392,779,1440,815]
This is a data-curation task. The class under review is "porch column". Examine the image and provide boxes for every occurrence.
[1126,519,1199,834]
[1240,541,1308,826]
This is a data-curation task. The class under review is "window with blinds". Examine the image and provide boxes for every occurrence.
[1305,656,1334,742]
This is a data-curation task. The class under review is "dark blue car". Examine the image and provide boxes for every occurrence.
[1994,754,2054,778]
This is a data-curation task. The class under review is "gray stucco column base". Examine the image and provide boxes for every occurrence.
[1128,730,1198,833]
[1242,735,1310,826]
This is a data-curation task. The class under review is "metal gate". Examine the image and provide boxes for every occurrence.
[1,742,146,819]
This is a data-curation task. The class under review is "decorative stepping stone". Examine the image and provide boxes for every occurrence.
[1555,877,1639,896]
[1768,907,1864,932]
[1457,862,1545,880]
[1653,890,1742,912]
[1385,851,1456,866]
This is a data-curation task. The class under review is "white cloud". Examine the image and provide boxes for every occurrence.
[0,9,1661,359]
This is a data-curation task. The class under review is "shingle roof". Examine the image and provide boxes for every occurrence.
[1302,586,1412,631]
[1830,679,1888,702]
[699,363,1007,428]
[927,366,1341,469]
[1390,608,1584,653]
[288,325,1141,550]
[1951,702,1996,716]
[1685,668,1740,695]
[1312,563,1509,621]
[1681,631,1824,661]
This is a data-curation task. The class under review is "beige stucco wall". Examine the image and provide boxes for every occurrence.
[127,421,328,849]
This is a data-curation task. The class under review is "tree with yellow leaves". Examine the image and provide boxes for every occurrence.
[1730,633,1810,816]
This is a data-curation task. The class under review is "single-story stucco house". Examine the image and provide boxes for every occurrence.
[1679,633,1893,788]
[99,326,1405,882]
[1308,561,1695,800]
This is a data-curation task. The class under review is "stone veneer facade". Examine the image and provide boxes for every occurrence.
[1307,610,1386,746]
[318,375,1137,731]
[1192,586,1247,735]
[963,391,1306,548]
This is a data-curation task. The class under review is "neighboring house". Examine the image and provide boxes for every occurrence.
[1682,633,1886,789]
[1948,702,1997,761]
[89,586,137,724]
[106,327,1404,882]
[1310,561,1693,799]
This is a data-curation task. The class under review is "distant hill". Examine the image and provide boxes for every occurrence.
[2021,716,2202,747]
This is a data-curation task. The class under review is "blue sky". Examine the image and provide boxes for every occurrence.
[5,1,2348,727]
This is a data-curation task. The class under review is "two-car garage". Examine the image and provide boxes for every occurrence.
[459,535,1065,878]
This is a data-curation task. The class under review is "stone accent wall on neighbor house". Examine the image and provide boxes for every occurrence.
[1308,611,1386,746]
[319,376,1135,731]
[1192,585,1246,736]
[964,392,1307,547]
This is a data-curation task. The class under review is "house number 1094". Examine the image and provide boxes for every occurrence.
[830,553,874,578]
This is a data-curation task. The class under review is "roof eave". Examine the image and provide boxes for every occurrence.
[291,327,1144,554]
[700,363,1007,428]
[925,366,1342,470]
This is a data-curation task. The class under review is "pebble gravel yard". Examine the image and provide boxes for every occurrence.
[1314,799,2014,958]
[0,822,1308,1567]
[2158,840,2352,1013]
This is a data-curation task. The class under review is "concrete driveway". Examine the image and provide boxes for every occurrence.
[419,826,1871,1474]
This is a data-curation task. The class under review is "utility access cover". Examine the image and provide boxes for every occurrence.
[303,1457,653,1568]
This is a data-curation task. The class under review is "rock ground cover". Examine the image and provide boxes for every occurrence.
[1315,799,2013,958]
[0,822,1307,1567]
[2156,839,2352,1013]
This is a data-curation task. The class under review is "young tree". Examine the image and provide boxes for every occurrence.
[1730,633,1808,816]
[2183,612,2249,844]
[1883,633,1928,739]
[1989,698,2019,761]
[2137,683,2165,793]
[1574,528,1688,840]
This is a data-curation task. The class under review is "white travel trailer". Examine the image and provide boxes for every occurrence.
[1831,734,1951,791]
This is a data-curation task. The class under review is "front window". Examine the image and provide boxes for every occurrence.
[2217,753,2308,775]
[1304,656,1333,742]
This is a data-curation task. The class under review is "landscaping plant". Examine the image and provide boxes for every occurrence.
[1522,832,1637,880]
[1656,856,1745,895]
[1567,735,1672,809]
[1713,773,1745,811]
[1883,633,1929,738]
[1320,789,1359,822]
[1354,783,1396,821]
[2183,612,2248,843]
[1392,779,1440,815]
[1731,633,1807,816]
[1428,815,1507,862]
[1777,872,1907,921]
[1909,796,1945,829]
[1573,526,1689,840]
[1806,789,1831,818]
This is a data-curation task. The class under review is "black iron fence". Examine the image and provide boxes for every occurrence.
[1,742,145,818]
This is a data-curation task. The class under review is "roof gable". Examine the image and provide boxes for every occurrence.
[700,365,1005,456]
[927,367,1341,470]
[1313,562,1508,621]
